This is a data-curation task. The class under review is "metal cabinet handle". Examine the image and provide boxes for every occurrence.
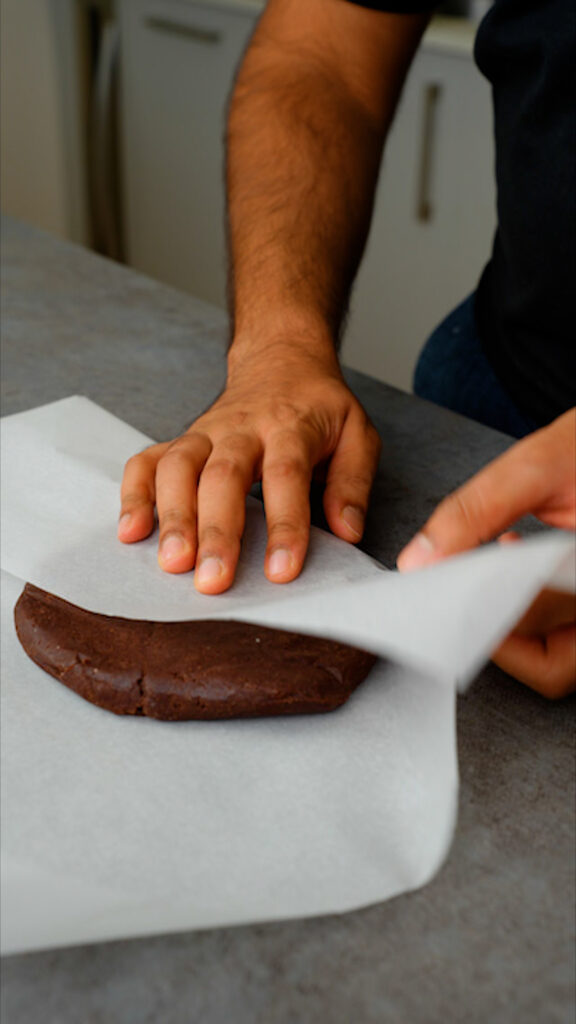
[416,82,442,223]
[91,17,122,260]
[144,15,222,45]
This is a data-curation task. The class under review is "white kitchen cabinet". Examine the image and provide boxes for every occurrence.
[118,3,496,391]
[118,0,257,306]
[341,38,496,391]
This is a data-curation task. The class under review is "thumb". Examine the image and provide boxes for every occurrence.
[397,412,575,571]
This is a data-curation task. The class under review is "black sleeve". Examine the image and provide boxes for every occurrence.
[344,1,438,11]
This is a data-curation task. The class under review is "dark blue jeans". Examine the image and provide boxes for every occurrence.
[413,294,539,438]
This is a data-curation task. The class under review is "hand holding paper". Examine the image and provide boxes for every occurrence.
[398,408,576,697]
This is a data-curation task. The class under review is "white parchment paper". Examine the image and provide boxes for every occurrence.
[1,397,573,954]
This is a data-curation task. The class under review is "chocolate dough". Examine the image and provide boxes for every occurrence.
[14,583,376,720]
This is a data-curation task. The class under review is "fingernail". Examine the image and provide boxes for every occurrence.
[159,533,187,565]
[196,556,224,586]
[117,512,132,536]
[397,532,436,571]
[341,504,364,539]
[268,548,293,579]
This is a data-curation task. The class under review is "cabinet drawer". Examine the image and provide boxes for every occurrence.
[118,0,257,306]
[342,45,496,391]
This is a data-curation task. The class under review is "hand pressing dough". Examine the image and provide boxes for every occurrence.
[14,583,377,721]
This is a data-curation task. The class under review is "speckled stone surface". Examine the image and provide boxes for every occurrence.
[1,217,574,1024]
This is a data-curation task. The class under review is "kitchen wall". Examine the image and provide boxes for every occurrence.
[0,0,87,242]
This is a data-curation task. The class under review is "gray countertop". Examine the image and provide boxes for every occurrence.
[1,217,574,1024]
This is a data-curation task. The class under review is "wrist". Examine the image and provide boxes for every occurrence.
[227,316,340,383]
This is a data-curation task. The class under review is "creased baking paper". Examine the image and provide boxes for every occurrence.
[1,397,573,955]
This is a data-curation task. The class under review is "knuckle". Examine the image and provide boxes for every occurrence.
[121,490,152,509]
[202,457,245,485]
[196,405,252,434]
[270,401,299,427]
[165,431,212,460]
[342,469,374,491]
[159,508,192,530]
[169,431,207,454]
[199,523,229,546]
[268,515,307,538]
[132,440,164,463]
[219,432,256,456]
[446,484,489,542]
[228,410,251,431]
[266,457,308,481]
[159,444,192,469]
[124,452,147,474]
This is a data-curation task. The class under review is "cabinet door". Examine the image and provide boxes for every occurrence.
[341,46,496,392]
[118,0,257,307]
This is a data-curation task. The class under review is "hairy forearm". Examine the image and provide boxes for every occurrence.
[227,43,389,360]
[224,1,429,371]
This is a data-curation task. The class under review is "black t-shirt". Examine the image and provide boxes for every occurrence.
[347,0,576,425]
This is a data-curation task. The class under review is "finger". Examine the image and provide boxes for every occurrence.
[397,410,576,571]
[498,531,521,544]
[510,588,576,638]
[323,412,381,543]
[118,443,171,543]
[262,431,315,584]
[397,467,520,571]
[156,433,212,574]
[195,434,261,594]
[493,624,576,700]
